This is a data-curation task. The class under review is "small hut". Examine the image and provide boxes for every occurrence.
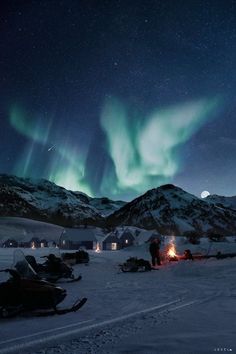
[119,229,135,248]
[59,228,98,250]
[102,233,121,250]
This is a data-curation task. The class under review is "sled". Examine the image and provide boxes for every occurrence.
[62,250,90,265]
[120,257,152,273]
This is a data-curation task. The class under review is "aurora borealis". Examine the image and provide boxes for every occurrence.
[100,97,218,196]
[8,97,219,198]
[10,105,92,195]
[1,1,236,200]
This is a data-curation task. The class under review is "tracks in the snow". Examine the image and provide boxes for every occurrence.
[0,294,218,354]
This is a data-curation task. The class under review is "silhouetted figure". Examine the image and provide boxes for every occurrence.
[46,254,61,273]
[184,249,194,260]
[149,238,161,267]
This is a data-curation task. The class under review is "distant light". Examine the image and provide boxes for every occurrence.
[111,243,117,250]
[95,242,101,253]
[125,239,129,244]
[201,190,210,198]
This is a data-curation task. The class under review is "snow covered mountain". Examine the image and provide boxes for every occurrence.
[106,184,236,235]
[0,174,105,227]
[205,194,236,210]
[0,174,125,226]
[1,175,235,235]
[88,197,126,216]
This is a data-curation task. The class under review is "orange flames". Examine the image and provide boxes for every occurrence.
[166,243,178,259]
[95,242,101,253]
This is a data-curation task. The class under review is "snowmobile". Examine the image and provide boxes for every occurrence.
[25,253,82,283]
[120,257,152,272]
[0,250,87,318]
[62,250,90,265]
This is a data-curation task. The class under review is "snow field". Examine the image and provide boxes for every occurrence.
[0,241,236,354]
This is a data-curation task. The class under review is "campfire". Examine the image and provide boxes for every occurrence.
[95,242,101,253]
[165,239,179,261]
[167,243,177,259]
[164,239,193,262]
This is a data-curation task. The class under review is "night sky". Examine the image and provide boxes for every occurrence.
[1,0,236,200]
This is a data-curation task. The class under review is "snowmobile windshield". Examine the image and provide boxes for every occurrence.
[13,249,37,279]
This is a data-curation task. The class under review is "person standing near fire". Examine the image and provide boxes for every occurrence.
[149,238,161,268]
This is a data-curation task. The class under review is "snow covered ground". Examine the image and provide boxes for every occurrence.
[0,239,236,354]
[0,217,63,242]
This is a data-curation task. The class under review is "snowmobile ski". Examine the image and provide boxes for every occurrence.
[59,275,82,283]
[58,296,87,314]
[34,297,88,316]
[70,275,82,283]
[0,305,24,318]
[0,297,88,318]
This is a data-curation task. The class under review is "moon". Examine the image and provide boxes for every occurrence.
[201,190,210,198]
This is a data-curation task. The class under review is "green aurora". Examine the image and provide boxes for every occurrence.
[10,105,92,196]
[9,97,219,199]
[100,97,219,197]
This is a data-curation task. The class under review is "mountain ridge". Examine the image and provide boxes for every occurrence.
[0,174,235,235]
